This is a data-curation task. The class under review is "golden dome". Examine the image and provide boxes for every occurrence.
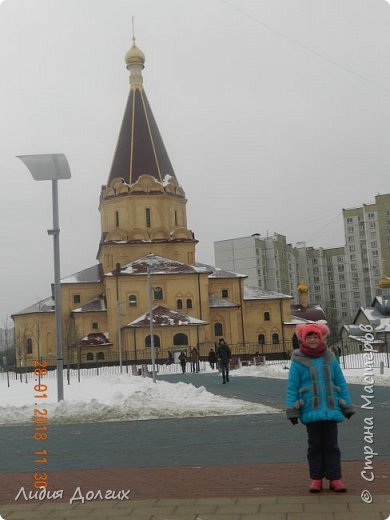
[125,39,145,68]
[379,276,390,289]
[298,279,309,293]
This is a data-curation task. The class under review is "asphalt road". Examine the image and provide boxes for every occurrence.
[2,373,389,473]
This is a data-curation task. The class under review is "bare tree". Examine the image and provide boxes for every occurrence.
[62,314,80,383]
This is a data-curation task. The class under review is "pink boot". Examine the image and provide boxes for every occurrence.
[309,479,323,493]
[330,480,347,492]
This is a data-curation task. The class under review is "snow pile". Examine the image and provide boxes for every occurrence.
[232,355,390,386]
[0,371,280,426]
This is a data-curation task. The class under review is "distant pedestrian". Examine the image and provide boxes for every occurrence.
[286,323,355,494]
[208,348,217,369]
[216,338,232,384]
[331,345,341,364]
[190,347,200,373]
[178,351,187,373]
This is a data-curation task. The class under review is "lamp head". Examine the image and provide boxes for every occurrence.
[16,154,71,181]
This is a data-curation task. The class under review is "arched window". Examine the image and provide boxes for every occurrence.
[176,299,183,310]
[97,352,105,360]
[154,287,163,300]
[264,312,270,321]
[86,352,94,361]
[214,323,223,336]
[128,295,137,307]
[258,334,265,345]
[26,338,33,354]
[186,298,192,309]
[145,334,161,348]
[173,333,188,346]
[272,333,279,344]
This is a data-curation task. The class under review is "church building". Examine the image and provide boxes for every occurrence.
[12,40,297,366]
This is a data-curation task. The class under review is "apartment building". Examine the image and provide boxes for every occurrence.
[214,233,290,296]
[343,193,390,316]
[214,194,390,328]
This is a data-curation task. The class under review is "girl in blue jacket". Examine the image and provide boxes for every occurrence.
[286,323,355,493]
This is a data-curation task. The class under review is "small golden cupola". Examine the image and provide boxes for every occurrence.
[378,257,390,300]
[379,275,390,303]
[297,279,309,308]
[125,37,145,88]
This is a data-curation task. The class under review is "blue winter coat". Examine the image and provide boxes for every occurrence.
[286,349,354,424]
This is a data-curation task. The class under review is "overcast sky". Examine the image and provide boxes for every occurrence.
[1,0,390,324]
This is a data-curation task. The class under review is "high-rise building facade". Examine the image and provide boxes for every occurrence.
[342,193,390,316]
[215,193,390,330]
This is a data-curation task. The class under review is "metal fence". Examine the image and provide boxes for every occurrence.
[2,341,293,372]
[336,338,390,370]
[2,338,388,380]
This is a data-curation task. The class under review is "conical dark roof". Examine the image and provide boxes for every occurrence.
[108,42,177,186]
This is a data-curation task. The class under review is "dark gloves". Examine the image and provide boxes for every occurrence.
[345,412,354,420]
[290,417,298,425]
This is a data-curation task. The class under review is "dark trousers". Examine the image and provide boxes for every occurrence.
[306,421,341,480]
[221,362,229,381]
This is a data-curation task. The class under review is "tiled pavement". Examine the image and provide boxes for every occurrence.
[0,461,389,519]
[0,495,390,520]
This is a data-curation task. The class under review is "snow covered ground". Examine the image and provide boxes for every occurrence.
[1,353,388,427]
[232,354,390,387]
[0,365,279,426]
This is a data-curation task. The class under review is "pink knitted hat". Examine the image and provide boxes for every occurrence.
[295,323,330,342]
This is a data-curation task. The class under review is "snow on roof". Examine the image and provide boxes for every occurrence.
[72,296,107,313]
[79,332,112,346]
[344,334,384,344]
[284,317,313,325]
[345,305,390,334]
[208,294,239,308]
[12,296,55,317]
[106,254,207,277]
[244,285,292,300]
[61,264,103,284]
[196,262,246,279]
[126,305,208,328]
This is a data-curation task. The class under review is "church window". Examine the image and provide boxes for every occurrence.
[92,322,98,330]
[176,299,183,309]
[26,338,33,354]
[154,287,163,300]
[86,353,94,361]
[258,334,265,345]
[174,333,188,345]
[175,210,178,226]
[128,295,137,307]
[221,289,229,298]
[272,333,279,344]
[73,295,81,304]
[145,334,161,348]
[214,323,223,336]
[264,312,270,321]
[97,352,105,360]
[115,211,119,227]
[146,208,151,228]
[186,298,193,309]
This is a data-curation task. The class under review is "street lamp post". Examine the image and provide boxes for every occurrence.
[147,267,157,383]
[17,153,71,402]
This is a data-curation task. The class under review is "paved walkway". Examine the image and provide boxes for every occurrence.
[1,461,389,519]
[1,494,390,519]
